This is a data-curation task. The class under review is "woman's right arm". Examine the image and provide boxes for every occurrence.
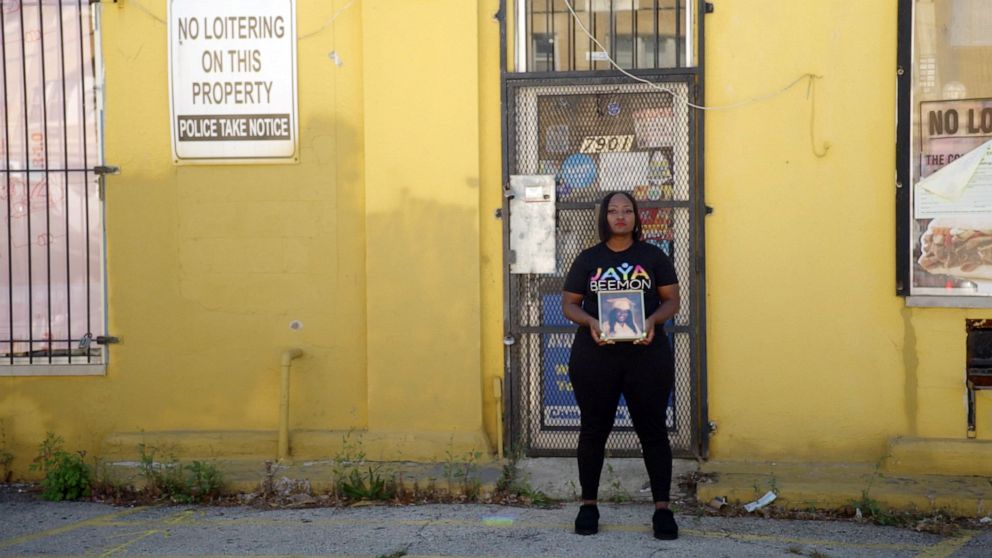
[562,291,606,345]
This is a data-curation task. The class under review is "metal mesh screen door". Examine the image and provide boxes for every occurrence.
[504,76,704,457]
[1,1,105,372]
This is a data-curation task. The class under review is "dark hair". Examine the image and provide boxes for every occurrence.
[597,191,642,242]
[606,307,641,336]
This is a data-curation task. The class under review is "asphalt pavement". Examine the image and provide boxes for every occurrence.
[2,487,991,558]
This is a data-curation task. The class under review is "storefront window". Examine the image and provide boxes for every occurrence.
[903,0,992,301]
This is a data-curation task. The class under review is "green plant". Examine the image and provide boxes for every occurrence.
[29,433,91,501]
[138,443,183,496]
[518,484,552,507]
[494,447,552,507]
[495,458,515,494]
[566,479,579,500]
[850,454,902,527]
[339,465,395,501]
[851,489,903,527]
[443,443,483,500]
[136,444,224,503]
[0,450,12,483]
[89,458,139,503]
[605,463,631,503]
[0,419,13,482]
[331,430,368,498]
[185,460,224,501]
[328,431,396,501]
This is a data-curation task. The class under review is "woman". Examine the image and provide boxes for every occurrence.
[602,298,641,340]
[561,191,680,540]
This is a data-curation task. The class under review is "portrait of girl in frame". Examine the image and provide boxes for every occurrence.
[597,290,646,342]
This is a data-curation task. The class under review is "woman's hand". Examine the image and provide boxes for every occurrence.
[635,316,656,345]
[563,291,612,345]
[636,284,679,345]
[588,317,611,346]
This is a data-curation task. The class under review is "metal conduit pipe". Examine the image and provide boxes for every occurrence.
[279,348,304,462]
[493,377,504,459]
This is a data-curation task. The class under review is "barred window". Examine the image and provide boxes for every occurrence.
[1,0,105,374]
[517,0,695,72]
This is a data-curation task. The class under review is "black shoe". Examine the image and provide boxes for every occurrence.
[653,508,678,540]
[574,504,599,535]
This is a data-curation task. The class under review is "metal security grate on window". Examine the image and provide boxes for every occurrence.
[506,77,700,457]
[520,0,693,72]
[1,0,105,370]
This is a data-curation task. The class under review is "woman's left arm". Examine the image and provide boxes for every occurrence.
[636,283,680,345]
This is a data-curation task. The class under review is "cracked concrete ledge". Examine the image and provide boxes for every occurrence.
[697,461,992,517]
[96,456,699,503]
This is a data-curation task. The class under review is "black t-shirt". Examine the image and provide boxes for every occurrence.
[563,241,678,328]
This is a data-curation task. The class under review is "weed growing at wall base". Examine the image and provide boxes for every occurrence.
[493,447,553,507]
[29,433,91,501]
[137,443,224,503]
[849,453,904,527]
[339,465,395,500]
[852,490,900,526]
[0,420,13,483]
[605,463,631,503]
[0,450,12,483]
[443,442,483,501]
[330,431,398,501]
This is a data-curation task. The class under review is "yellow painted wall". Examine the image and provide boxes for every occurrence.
[0,0,502,474]
[704,0,991,463]
[3,0,991,478]
[361,0,488,448]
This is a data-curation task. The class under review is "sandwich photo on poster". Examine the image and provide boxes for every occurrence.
[914,138,992,291]
[597,290,646,342]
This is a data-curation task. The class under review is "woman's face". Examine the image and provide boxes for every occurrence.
[606,195,635,237]
[616,308,630,323]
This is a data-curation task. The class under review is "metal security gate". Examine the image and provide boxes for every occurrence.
[503,75,706,458]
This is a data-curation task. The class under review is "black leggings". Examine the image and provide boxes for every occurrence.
[568,330,675,502]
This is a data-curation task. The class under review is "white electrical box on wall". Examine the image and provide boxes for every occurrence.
[509,175,557,274]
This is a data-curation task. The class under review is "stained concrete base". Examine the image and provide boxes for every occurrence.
[885,436,992,477]
[696,460,992,518]
[516,457,699,502]
[98,458,505,496]
[97,453,992,518]
[97,456,698,502]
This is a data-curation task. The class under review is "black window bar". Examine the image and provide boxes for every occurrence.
[526,0,689,72]
[1,0,104,367]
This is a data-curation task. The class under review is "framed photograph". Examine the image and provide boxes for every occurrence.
[597,290,646,342]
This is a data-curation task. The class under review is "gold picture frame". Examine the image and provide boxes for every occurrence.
[597,290,646,342]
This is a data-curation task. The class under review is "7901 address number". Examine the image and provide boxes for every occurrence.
[579,134,635,154]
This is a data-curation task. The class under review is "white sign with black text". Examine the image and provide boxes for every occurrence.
[168,0,298,163]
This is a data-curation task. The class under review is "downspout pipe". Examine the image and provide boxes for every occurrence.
[279,348,304,462]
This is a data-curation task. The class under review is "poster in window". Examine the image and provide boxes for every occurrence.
[633,107,676,149]
[913,99,992,293]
